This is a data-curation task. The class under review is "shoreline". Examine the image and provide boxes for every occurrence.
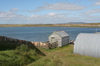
[0,23,100,28]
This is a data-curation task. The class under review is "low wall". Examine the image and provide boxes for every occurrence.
[31,42,49,49]
[0,36,45,55]
[31,41,58,49]
[0,36,57,50]
[0,36,36,50]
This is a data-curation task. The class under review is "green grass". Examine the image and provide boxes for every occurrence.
[28,45,100,66]
[1,44,100,66]
[0,44,44,66]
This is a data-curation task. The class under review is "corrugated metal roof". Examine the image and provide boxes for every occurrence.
[74,33,100,57]
[53,31,69,37]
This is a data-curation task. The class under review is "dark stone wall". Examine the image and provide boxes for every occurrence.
[0,36,31,50]
[0,36,45,56]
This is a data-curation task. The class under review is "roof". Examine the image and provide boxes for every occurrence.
[75,33,100,43]
[52,31,69,37]
[74,33,100,57]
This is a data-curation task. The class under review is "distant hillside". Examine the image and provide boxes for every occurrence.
[0,23,100,27]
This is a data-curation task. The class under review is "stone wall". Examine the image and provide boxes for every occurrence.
[0,36,45,55]
[0,36,58,50]
[31,42,49,49]
[31,41,58,49]
[0,36,36,50]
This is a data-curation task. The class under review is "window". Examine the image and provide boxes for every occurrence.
[51,37,55,39]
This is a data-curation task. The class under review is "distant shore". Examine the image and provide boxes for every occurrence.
[0,23,100,28]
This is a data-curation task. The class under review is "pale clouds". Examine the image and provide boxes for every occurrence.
[32,3,85,12]
[48,13,56,16]
[29,12,100,23]
[0,7,100,24]
[85,9,100,15]
[95,1,100,5]
[0,12,18,18]
[0,8,28,24]
[0,8,19,18]
[31,13,66,18]
[10,8,19,12]
[0,11,25,20]
[29,13,67,24]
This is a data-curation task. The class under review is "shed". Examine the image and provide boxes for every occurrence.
[74,33,100,57]
[48,31,69,47]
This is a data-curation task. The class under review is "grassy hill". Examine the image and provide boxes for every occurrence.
[28,45,100,66]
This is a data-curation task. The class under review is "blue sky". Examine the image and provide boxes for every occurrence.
[0,0,100,24]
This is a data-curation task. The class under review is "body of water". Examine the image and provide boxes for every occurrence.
[0,27,100,41]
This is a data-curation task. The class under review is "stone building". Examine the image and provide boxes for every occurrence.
[49,31,69,47]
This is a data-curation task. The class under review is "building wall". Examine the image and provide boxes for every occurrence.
[49,34,69,47]
[62,36,69,46]
[49,34,61,47]
[49,34,60,43]
[74,33,100,57]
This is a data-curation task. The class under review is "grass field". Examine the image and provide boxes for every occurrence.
[28,45,100,66]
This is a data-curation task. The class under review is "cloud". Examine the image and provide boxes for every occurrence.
[0,12,16,18]
[30,3,85,12]
[26,13,69,24]
[0,8,28,24]
[1,10,100,24]
[95,1,100,5]
[10,8,19,12]
[0,8,20,20]
[93,0,100,6]
[48,12,56,16]
[31,12,66,18]
[0,8,100,24]
[84,9,100,15]
[29,12,100,24]
[0,11,24,19]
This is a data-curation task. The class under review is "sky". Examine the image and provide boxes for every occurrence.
[0,0,100,24]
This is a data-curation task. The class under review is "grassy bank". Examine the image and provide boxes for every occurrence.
[28,45,100,66]
[0,23,100,28]
[1,44,100,66]
[0,44,44,66]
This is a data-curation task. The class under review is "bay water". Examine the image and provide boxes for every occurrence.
[0,27,100,42]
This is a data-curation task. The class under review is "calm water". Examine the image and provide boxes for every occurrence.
[0,27,100,42]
